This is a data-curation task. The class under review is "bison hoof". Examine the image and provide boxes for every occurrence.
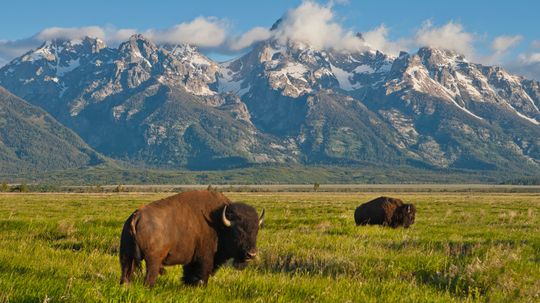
[183,277,207,286]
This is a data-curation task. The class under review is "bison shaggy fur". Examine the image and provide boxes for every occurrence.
[354,196,416,228]
[119,190,264,287]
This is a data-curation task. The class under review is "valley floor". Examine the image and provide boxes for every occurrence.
[0,192,539,302]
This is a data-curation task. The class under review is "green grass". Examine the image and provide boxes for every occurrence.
[0,192,539,302]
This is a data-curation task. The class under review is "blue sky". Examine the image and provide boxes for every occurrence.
[1,0,539,78]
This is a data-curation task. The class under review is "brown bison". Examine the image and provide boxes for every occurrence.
[119,190,265,287]
[354,196,416,228]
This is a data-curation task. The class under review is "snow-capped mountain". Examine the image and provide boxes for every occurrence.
[0,31,539,172]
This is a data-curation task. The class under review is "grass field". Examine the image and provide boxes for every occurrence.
[0,191,539,302]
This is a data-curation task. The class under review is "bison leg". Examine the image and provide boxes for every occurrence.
[144,257,163,287]
[120,262,131,284]
[182,259,213,286]
[120,258,136,284]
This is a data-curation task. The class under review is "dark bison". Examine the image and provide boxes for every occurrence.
[119,190,265,287]
[354,196,416,228]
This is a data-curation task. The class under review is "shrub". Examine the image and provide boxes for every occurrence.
[113,185,124,193]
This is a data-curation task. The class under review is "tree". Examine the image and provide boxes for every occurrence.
[18,183,29,193]
[114,185,124,193]
[0,182,8,192]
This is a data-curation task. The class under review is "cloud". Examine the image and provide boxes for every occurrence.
[0,1,531,72]
[478,34,522,64]
[0,25,138,66]
[492,35,523,53]
[504,39,540,81]
[36,26,107,41]
[143,17,228,47]
[415,21,476,58]
[270,1,366,52]
[361,25,410,56]
[228,27,272,51]
[0,18,228,66]
[0,38,40,66]
[506,54,540,81]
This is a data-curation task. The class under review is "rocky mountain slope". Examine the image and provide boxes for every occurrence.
[0,86,105,174]
[0,28,539,172]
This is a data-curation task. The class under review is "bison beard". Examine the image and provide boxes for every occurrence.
[354,196,416,228]
[119,190,264,287]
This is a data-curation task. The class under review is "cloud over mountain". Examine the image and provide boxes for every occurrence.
[0,0,538,80]
[143,17,228,47]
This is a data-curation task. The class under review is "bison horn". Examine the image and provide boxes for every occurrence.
[222,205,233,227]
[259,209,265,226]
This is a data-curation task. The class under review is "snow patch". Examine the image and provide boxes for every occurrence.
[507,103,540,125]
[353,64,374,74]
[330,64,360,91]
[56,58,80,76]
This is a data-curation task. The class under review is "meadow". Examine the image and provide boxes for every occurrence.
[0,191,539,302]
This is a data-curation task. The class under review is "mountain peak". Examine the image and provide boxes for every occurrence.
[270,18,283,31]
[127,33,151,43]
[416,46,466,63]
[1,32,540,172]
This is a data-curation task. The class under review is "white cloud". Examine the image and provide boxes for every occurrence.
[36,26,107,41]
[0,38,39,65]
[481,35,523,64]
[519,52,540,63]
[361,25,410,56]
[228,27,272,51]
[264,1,407,56]
[0,19,228,66]
[492,35,523,53]
[415,21,476,58]
[0,1,532,73]
[505,40,540,81]
[105,27,138,42]
[506,54,540,81]
[270,1,366,51]
[144,17,228,47]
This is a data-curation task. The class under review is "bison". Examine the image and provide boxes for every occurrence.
[354,196,416,228]
[119,190,265,287]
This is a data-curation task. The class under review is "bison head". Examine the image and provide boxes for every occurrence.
[221,203,265,269]
[391,204,416,228]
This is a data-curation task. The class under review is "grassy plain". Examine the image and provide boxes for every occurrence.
[0,191,539,302]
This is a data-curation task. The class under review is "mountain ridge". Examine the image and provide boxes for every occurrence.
[0,86,108,174]
[0,33,539,173]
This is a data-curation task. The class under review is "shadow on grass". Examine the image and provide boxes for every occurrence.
[384,240,482,257]
[413,268,486,300]
[254,253,357,278]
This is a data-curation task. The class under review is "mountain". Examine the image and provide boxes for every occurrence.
[0,86,105,174]
[0,36,291,169]
[219,39,540,171]
[0,31,539,173]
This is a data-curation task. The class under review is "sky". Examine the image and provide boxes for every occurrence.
[1,0,539,79]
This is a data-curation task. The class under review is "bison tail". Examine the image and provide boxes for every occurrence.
[120,211,143,284]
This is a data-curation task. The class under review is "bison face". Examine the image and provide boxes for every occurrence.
[221,203,265,269]
[400,204,416,228]
[391,204,416,228]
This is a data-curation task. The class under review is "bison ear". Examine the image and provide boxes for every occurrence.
[222,205,233,227]
[258,209,265,226]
